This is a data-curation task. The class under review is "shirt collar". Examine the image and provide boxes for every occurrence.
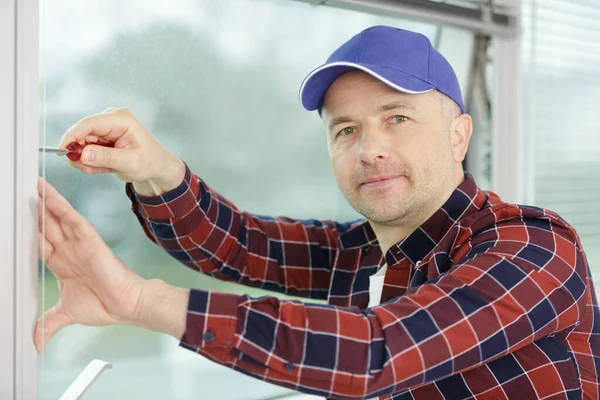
[338,173,489,265]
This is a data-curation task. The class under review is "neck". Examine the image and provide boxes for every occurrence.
[370,222,421,256]
[371,170,465,255]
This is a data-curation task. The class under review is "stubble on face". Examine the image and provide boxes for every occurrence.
[323,71,461,229]
[341,131,455,227]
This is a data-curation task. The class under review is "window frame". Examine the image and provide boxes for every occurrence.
[0,0,520,398]
[492,20,523,204]
[0,0,40,398]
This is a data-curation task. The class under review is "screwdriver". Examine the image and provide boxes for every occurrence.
[39,141,114,161]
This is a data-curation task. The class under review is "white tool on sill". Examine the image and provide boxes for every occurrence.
[59,359,112,400]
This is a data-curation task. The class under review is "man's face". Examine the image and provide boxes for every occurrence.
[321,71,464,226]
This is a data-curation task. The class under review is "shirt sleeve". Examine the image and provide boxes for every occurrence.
[125,162,355,300]
[178,217,589,399]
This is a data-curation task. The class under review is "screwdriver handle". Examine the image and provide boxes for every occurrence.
[65,141,114,162]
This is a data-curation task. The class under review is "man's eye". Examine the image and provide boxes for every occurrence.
[338,127,356,136]
[391,115,408,123]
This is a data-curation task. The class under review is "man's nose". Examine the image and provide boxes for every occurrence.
[358,130,390,165]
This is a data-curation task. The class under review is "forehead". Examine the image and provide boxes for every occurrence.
[321,70,436,117]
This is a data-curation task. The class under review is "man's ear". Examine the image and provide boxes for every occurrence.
[449,113,473,163]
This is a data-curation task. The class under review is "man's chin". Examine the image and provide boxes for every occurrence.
[366,213,409,226]
[353,205,410,226]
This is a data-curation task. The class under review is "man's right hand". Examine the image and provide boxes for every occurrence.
[59,107,186,196]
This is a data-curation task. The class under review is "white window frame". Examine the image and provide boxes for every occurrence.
[0,0,39,398]
[296,0,517,37]
[492,22,523,204]
[0,0,520,398]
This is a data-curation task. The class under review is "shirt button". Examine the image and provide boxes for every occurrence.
[203,330,215,343]
[284,362,295,371]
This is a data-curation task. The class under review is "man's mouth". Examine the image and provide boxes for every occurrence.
[361,174,404,189]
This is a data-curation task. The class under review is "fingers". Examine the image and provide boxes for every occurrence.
[38,178,95,241]
[38,231,55,264]
[58,107,138,150]
[79,144,137,172]
[39,178,76,221]
[39,178,75,240]
[34,305,72,353]
[77,164,115,175]
[38,196,65,248]
[59,108,133,146]
[58,108,143,175]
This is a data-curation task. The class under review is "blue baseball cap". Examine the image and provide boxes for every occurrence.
[299,25,465,114]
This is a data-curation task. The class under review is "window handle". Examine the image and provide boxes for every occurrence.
[59,359,112,400]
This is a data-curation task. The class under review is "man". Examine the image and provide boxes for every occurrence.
[38,26,599,399]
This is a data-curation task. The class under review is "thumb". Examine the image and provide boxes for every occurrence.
[34,305,72,353]
[80,144,132,171]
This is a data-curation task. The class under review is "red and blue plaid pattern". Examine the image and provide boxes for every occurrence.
[126,165,600,399]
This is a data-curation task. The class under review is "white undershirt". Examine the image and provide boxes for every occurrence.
[368,264,388,308]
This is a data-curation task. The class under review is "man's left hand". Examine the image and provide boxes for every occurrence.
[36,178,188,352]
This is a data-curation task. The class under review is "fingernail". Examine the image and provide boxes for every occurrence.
[83,148,94,163]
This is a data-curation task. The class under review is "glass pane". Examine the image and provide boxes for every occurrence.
[521,0,600,280]
[38,1,473,398]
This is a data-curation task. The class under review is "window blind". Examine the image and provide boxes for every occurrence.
[521,0,600,277]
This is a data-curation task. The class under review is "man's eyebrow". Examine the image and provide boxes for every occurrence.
[328,116,354,132]
[327,102,417,131]
[378,101,417,112]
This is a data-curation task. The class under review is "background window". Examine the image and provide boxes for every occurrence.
[38,0,479,398]
[521,0,600,279]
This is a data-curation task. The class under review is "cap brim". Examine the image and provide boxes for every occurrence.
[299,62,435,111]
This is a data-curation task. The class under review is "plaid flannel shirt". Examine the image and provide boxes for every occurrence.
[126,164,600,399]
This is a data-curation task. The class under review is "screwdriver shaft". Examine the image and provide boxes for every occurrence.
[39,147,68,155]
